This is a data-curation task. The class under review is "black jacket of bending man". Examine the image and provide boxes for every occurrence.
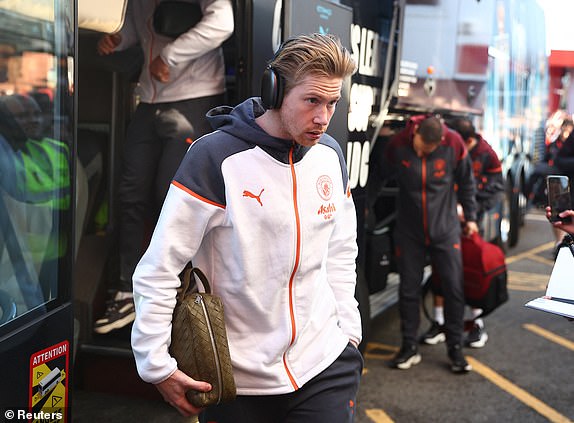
[383,115,478,245]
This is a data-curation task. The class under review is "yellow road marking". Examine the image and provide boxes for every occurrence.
[525,254,556,266]
[508,270,549,282]
[365,342,399,352]
[361,240,569,423]
[508,271,548,291]
[365,409,394,423]
[503,241,555,291]
[362,344,396,422]
[364,342,398,360]
[523,324,574,351]
[467,357,573,423]
[505,241,555,264]
[508,284,547,292]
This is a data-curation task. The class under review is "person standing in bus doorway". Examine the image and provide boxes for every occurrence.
[420,117,503,349]
[131,33,363,421]
[93,0,234,334]
[383,115,478,373]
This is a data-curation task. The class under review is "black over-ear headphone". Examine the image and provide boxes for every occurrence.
[260,38,298,110]
[260,64,283,110]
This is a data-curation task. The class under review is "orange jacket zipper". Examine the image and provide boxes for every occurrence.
[282,146,300,390]
[422,157,430,245]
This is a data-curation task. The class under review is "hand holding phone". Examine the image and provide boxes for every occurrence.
[547,175,572,223]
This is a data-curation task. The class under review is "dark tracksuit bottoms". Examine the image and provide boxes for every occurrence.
[117,94,223,291]
[199,343,363,423]
[396,229,465,348]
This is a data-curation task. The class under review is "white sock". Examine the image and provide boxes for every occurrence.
[434,306,444,325]
[471,308,484,328]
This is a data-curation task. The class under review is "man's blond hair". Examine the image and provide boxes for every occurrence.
[269,33,356,96]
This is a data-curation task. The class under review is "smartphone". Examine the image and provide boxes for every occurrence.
[547,175,572,223]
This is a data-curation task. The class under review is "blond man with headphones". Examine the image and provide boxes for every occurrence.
[131,33,363,422]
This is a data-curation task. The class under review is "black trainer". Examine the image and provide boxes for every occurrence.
[465,323,488,348]
[392,344,422,370]
[94,295,135,334]
[420,321,446,345]
[448,344,472,373]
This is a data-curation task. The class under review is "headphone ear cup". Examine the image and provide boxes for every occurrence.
[260,66,283,109]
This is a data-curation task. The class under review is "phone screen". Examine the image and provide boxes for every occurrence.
[547,175,572,222]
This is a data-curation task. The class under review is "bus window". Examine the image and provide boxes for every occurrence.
[0,1,74,328]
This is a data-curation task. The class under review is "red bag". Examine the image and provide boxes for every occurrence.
[431,232,508,318]
[461,232,508,317]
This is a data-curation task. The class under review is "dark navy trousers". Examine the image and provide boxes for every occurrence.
[117,94,223,290]
[395,229,465,348]
[199,343,363,423]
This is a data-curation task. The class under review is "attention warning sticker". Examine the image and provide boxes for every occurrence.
[29,341,69,422]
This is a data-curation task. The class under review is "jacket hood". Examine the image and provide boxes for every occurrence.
[206,97,311,163]
[404,114,428,137]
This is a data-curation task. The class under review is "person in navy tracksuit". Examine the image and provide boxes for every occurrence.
[382,115,478,373]
[421,117,504,349]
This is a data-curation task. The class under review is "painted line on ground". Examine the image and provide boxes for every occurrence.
[508,270,549,292]
[525,254,556,267]
[523,324,574,351]
[365,409,395,423]
[364,342,398,361]
[363,341,573,422]
[505,241,555,264]
[362,343,398,422]
[467,357,573,423]
[361,237,564,423]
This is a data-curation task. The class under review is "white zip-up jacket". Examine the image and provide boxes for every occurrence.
[131,98,361,395]
[114,0,234,103]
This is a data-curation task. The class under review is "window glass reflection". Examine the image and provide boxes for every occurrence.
[0,3,73,326]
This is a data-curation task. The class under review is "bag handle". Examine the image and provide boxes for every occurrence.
[466,231,481,243]
[178,264,211,300]
[191,267,211,294]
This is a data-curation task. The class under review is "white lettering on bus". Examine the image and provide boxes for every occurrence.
[350,24,379,76]
[348,83,375,132]
[346,141,370,189]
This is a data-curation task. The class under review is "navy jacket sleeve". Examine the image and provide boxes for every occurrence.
[476,146,504,212]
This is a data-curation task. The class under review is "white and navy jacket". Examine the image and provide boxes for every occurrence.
[131,98,361,395]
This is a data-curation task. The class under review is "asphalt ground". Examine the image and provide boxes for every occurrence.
[355,209,574,423]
